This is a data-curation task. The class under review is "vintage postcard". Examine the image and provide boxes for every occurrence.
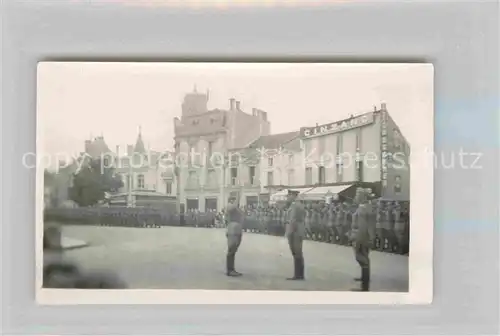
[36,62,433,304]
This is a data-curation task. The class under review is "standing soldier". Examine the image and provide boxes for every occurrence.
[393,201,406,254]
[349,188,376,291]
[225,196,244,277]
[327,202,336,243]
[335,202,346,245]
[319,204,329,242]
[304,204,312,240]
[376,200,387,250]
[311,203,320,241]
[285,190,306,280]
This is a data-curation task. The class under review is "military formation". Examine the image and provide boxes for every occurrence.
[44,190,409,290]
[224,188,407,291]
[232,197,410,256]
[44,197,409,256]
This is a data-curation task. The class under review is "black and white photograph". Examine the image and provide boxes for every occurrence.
[36,62,433,304]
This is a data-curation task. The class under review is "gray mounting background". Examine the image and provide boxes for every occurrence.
[1,1,498,335]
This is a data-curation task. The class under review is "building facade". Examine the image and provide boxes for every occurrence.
[297,103,410,201]
[174,88,271,211]
[112,130,177,207]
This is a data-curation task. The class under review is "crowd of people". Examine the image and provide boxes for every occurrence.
[44,198,409,255]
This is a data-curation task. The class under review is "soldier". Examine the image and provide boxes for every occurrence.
[320,204,329,242]
[392,201,404,254]
[304,204,312,240]
[375,200,385,250]
[225,196,244,277]
[327,202,336,243]
[349,188,376,291]
[285,190,306,280]
[335,202,346,245]
[380,201,393,251]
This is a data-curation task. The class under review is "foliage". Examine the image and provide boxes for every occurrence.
[69,158,123,207]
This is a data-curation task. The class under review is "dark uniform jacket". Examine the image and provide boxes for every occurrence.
[285,201,306,238]
[351,203,376,244]
[226,204,243,235]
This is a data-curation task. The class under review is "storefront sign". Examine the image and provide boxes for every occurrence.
[381,112,388,188]
[300,113,374,138]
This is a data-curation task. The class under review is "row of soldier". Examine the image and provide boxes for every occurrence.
[223,188,385,291]
[44,198,409,255]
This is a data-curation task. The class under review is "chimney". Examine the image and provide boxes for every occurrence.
[373,105,377,111]
[84,140,92,154]
[116,145,120,156]
[127,145,133,156]
[252,108,257,116]
[229,98,236,110]
[235,101,241,110]
[381,102,387,111]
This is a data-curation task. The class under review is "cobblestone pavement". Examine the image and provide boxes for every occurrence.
[57,225,409,292]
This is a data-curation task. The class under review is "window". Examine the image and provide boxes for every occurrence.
[393,129,402,151]
[267,171,274,186]
[303,140,311,157]
[394,175,402,193]
[336,134,343,156]
[287,169,294,186]
[305,167,313,185]
[207,169,216,187]
[249,166,256,185]
[356,159,364,182]
[166,181,172,195]
[288,154,294,165]
[137,174,145,189]
[231,167,238,185]
[207,141,213,158]
[318,166,326,184]
[268,157,273,167]
[188,171,198,188]
[356,129,361,152]
[317,136,326,156]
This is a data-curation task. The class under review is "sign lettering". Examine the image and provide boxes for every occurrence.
[381,111,388,190]
[301,113,374,138]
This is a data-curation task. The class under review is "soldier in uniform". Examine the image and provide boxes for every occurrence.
[349,188,376,291]
[335,202,346,245]
[304,204,312,240]
[375,200,385,250]
[327,202,336,243]
[285,189,306,280]
[393,201,406,254]
[225,196,244,277]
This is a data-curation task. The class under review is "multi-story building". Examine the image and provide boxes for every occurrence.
[174,88,270,211]
[110,130,177,207]
[295,103,410,201]
[245,131,303,203]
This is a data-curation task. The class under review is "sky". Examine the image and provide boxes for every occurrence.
[38,62,433,162]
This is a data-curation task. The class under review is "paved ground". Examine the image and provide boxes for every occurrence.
[55,225,409,292]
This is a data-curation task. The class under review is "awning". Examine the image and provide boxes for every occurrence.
[302,185,353,201]
[270,188,314,202]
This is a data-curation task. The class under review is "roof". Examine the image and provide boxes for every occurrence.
[86,136,112,158]
[133,131,147,154]
[108,190,170,198]
[248,131,300,150]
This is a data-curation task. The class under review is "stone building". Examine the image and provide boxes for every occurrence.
[174,88,270,211]
[296,103,410,201]
[111,129,177,207]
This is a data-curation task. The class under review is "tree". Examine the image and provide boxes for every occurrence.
[69,158,123,207]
